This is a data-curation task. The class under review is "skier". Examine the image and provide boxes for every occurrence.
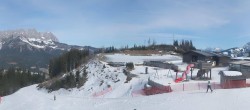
[206,81,213,93]
[54,95,56,101]
[145,67,148,74]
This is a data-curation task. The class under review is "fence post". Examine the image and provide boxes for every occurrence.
[183,83,184,91]
[213,82,215,90]
[198,82,200,90]
[168,85,171,92]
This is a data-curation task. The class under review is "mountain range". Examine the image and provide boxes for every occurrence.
[0,29,97,72]
[205,46,249,57]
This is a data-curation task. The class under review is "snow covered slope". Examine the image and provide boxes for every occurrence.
[1,54,246,110]
[2,84,250,110]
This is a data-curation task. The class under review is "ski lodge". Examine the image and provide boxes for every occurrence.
[183,50,230,66]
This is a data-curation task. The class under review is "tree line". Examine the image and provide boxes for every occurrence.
[101,39,196,54]
[49,49,90,78]
[0,68,45,96]
[173,40,196,53]
[43,49,90,91]
[46,69,88,91]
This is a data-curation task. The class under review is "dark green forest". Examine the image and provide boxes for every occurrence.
[49,49,90,78]
[0,68,45,96]
[41,49,91,91]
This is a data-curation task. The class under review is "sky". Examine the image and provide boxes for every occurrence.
[1,0,250,49]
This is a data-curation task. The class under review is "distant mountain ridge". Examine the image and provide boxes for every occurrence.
[0,29,58,42]
[220,47,246,57]
[0,29,97,72]
[205,47,248,58]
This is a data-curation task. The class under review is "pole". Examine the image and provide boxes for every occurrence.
[198,82,200,90]
[176,72,178,80]
[213,82,215,90]
[183,83,185,91]
[210,69,212,79]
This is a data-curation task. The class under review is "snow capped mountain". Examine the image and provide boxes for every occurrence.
[0,29,97,71]
[221,47,246,57]
[0,29,87,51]
[243,42,250,53]
[222,42,250,57]
[0,29,58,42]
[204,47,223,53]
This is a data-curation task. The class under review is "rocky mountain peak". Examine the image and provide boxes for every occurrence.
[0,29,58,42]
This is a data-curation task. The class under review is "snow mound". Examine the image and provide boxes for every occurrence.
[222,71,243,76]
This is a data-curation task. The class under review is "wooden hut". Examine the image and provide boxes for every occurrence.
[219,71,246,89]
[183,50,214,63]
[183,50,230,66]
[213,54,231,66]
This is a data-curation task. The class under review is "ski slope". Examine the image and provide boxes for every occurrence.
[1,84,250,110]
[0,54,247,110]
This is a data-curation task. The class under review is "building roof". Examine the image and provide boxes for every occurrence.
[185,50,215,57]
[222,71,242,76]
[210,53,230,58]
[241,63,250,67]
[184,50,229,58]
[219,71,246,80]
[231,57,250,60]
[229,61,250,65]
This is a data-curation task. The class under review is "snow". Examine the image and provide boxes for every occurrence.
[231,57,250,60]
[104,54,182,64]
[222,71,242,76]
[20,37,45,49]
[18,36,56,49]
[1,54,249,110]
[2,84,250,110]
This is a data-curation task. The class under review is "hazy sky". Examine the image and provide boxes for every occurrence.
[1,0,250,49]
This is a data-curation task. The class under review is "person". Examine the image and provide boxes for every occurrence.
[54,95,56,101]
[206,81,213,93]
[145,67,148,74]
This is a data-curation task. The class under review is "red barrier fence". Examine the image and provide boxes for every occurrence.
[93,87,112,97]
[132,82,233,96]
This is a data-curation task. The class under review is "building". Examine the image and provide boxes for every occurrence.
[231,57,250,61]
[107,62,125,67]
[229,61,250,78]
[183,50,230,66]
[229,61,250,71]
[143,61,173,69]
[219,71,246,89]
[239,63,250,78]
